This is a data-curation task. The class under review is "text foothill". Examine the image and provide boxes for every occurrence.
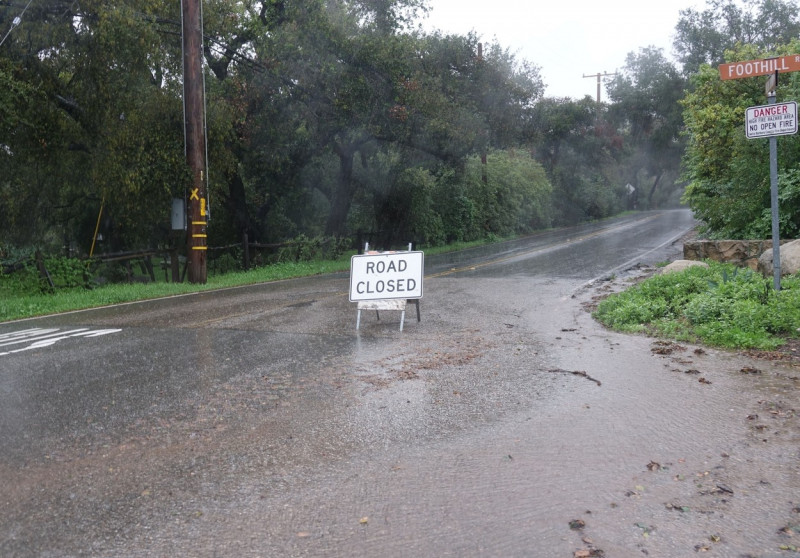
[720,55,800,80]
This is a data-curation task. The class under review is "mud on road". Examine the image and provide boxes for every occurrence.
[576,270,800,558]
[2,266,800,557]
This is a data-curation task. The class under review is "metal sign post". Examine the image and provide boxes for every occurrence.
[768,91,782,290]
[742,76,798,289]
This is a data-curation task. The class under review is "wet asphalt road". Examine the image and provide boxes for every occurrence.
[3,209,800,557]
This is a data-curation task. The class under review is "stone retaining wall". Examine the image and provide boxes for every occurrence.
[683,240,778,269]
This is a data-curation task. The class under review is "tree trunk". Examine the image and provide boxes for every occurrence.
[647,172,663,209]
[325,146,356,237]
[225,170,254,239]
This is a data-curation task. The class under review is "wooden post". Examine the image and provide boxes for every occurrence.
[182,0,208,283]
[243,230,250,270]
[582,71,618,103]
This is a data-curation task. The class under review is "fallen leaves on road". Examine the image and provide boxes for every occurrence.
[574,549,604,558]
[778,523,800,537]
[665,502,690,512]
[651,341,685,355]
[715,483,734,495]
[634,522,655,538]
[569,519,586,530]
[741,366,762,374]
[572,533,605,557]
[695,532,721,550]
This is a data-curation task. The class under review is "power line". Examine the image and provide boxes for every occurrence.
[0,0,34,48]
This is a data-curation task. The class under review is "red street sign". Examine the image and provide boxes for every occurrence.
[720,55,800,80]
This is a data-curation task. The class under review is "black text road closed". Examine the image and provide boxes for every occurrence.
[349,251,423,301]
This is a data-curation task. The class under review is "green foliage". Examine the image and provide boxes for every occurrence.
[430,168,479,243]
[44,257,93,290]
[345,148,552,247]
[0,254,93,296]
[0,263,40,297]
[674,0,800,76]
[607,47,687,210]
[378,166,447,246]
[681,40,800,239]
[595,267,710,330]
[529,97,627,224]
[209,251,243,276]
[751,168,800,238]
[0,0,189,252]
[273,235,351,263]
[462,150,553,236]
[2,0,676,260]
[594,296,669,333]
[595,262,800,349]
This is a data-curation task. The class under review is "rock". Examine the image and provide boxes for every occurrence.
[683,240,772,269]
[758,239,800,276]
[660,260,710,274]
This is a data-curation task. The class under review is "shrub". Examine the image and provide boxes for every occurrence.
[594,261,800,350]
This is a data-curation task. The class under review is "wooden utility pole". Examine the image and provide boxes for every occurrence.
[582,71,618,103]
[182,0,208,283]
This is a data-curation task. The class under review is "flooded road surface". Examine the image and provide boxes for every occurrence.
[2,210,800,557]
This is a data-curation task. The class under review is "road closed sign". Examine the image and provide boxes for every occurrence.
[349,251,423,301]
[745,101,798,139]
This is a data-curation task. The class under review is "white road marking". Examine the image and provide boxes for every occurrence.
[0,327,121,356]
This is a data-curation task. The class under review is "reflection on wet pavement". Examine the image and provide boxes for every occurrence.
[2,210,799,557]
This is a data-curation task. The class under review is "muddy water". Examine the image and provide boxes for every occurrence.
[62,273,796,558]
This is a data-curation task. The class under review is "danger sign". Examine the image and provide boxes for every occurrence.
[745,101,798,139]
[349,251,423,301]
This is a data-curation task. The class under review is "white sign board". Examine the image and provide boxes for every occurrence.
[745,101,798,139]
[349,251,423,301]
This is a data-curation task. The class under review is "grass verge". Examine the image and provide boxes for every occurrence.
[0,259,352,323]
[593,261,800,350]
[0,238,501,323]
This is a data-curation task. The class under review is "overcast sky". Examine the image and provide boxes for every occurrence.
[422,0,706,100]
